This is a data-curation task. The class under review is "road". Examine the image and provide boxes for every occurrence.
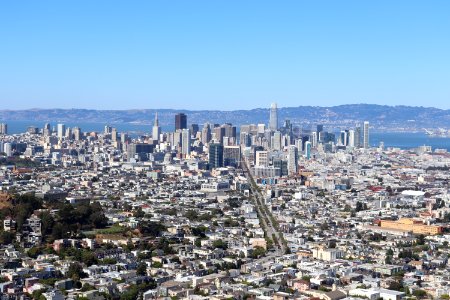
[241,160,287,256]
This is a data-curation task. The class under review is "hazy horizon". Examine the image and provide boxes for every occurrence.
[0,102,449,112]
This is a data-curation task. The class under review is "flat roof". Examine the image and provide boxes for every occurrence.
[401,190,425,196]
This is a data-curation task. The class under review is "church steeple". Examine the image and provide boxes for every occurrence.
[152,112,161,140]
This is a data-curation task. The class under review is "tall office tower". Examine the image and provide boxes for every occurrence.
[181,129,191,155]
[189,124,199,136]
[269,103,278,131]
[348,129,355,147]
[284,119,293,143]
[305,141,312,159]
[121,133,128,144]
[175,113,187,130]
[73,127,82,141]
[209,143,224,168]
[339,130,348,146]
[240,132,252,147]
[317,124,324,135]
[223,123,237,139]
[295,139,303,152]
[4,143,12,157]
[255,150,269,166]
[57,124,65,140]
[111,128,118,141]
[311,131,318,148]
[173,130,182,150]
[284,119,292,131]
[65,127,72,139]
[287,145,298,175]
[272,131,282,150]
[282,134,290,147]
[363,121,370,149]
[223,136,230,146]
[224,146,241,167]
[104,125,112,134]
[354,126,361,148]
[257,124,266,134]
[213,126,225,143]
[0,123,7,134]
[318,131,325,143]
[152,112,161,141]
[43,123,51,136]
[240,124,251,134]
[201,123,211,145]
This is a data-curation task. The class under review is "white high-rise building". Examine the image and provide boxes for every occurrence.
[43,123,51,136]
[348,129,355,147]
[363,121,370,149]
[104,125,112,134]
[296,139,303,152]
[311,132,318,148]
[287,145,298,175]
[57,124,65,140]
[305,141,311,159]
[0,123,7,135]
[152,112,161,141]
[201,123,211,145]
[257,124,266,134]
[181,129,191,155]
[255,150,269,167]
[339,130,348,146]
[272,131,282,151]
[4,143,12,157]
[74,127,82,141]
[269,103,278,131]
[65,127,72,139]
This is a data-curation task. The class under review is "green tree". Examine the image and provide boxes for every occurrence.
[80,250,97,266]
[385,255,393,264]
[67,263,86,281]
[27,246,43,259]
[250,246,266,259]
[413,290,427,299]
[0,231,15,244]
[213,239,228,250]
[301,275,311,282]
[136,262,148,276]
[39,211,55,238]
[138,221,165,237]
[416,234,426,245]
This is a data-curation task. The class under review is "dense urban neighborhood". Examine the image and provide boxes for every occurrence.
[0,106,450,300]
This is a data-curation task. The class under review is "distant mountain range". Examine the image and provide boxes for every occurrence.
[0,104,449,131]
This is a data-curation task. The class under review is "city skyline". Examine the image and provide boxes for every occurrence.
[1,2,450,299]
[1,1,450,110]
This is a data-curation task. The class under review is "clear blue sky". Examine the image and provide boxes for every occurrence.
[1,1,449,110]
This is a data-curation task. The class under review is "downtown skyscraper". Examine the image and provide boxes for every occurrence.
[175,113,187,130]
[363,121,370,149]
[269,103,278,131]
[152,112,161,140]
